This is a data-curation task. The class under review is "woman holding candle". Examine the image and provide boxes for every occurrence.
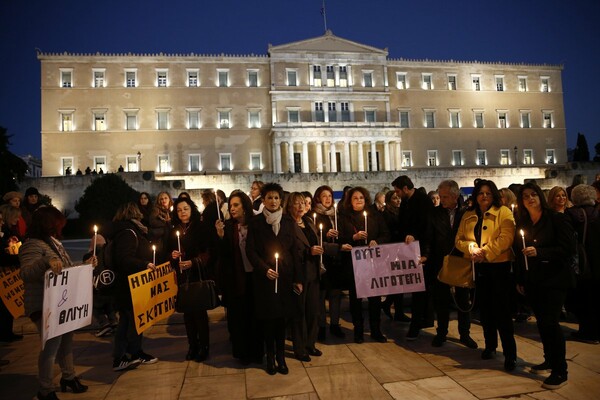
[149,191,173,263]
[246,183,303,375]
[513,182,575,389]
[107,202,158,371]
[312,185,345,340]
[168,197,212,362]
[339,186,390,343]
[19,206,97,399]
[456,179,517,371]
[215,190,263,365]
[285,192,324,361]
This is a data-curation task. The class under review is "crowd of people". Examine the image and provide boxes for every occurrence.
[1,174,600,399]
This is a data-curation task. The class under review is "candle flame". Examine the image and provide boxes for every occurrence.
[176,230,180,237]
[93,225,98,233]
[319,223,323,230]
[275,252,279,259]
[520,229,525,237]
[363,211,367,216]
[152,245,156,251]
[334,202,337,208]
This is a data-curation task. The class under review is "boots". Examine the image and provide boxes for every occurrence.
[276,352,288,375]
[266,351,276,375]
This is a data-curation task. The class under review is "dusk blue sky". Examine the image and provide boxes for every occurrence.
[1,0,599,158]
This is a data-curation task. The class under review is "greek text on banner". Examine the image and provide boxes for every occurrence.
[129,262,178,334]
[43,264,93,348]
[351,241,425,299]
[0,267,25,319]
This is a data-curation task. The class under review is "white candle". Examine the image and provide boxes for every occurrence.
[275,252,279,294]
[319,223,323,265]
[468,243,476,282]
[215,189,222,220]
[333,202,338,231]
[152,245,156,266]
[313,212,317,224]
[363,211,368,245]
[176,230,181,262]
[520,229,529,270]
[93,225,98,257]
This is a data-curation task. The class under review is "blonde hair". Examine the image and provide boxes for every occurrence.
[547,186,572,211]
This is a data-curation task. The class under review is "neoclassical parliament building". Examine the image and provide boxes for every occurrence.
[38,31,566,187]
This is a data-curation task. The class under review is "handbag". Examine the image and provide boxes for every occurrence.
[438,250,475,289]
[176,265,219,312]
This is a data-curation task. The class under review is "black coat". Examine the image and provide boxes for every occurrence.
[312,210,342,289]
[246,213,303,320]
[514,210,576,289]
[108,220,153,310]
[167,218,211,286]
[339,209,391,288]
[217,219,252,305]
[426,205,466,272]
[397,189,434,254]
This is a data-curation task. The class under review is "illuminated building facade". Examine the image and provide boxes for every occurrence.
[38,31,565,178]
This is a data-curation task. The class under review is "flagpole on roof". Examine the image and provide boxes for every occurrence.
[321,0,328,32]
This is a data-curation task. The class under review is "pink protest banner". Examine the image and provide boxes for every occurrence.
[351,241,425,299]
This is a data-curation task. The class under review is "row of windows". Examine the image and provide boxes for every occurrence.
[57,105,555,132]
[403,148,556,168]
[58,108,262,131]
[395,72,551,92]
[59,68,261,88]
[59,152,264,176]
[58,66,552,93]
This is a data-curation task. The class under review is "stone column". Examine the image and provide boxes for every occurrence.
[370,141,378,172]
[357,141,365,172]
[302,141,309,173]
[287,142,295,173]
[274,141,282,174]
[384,141,391,171]
[343,141,351,172]
[330,141,337,173]
[316,142,323,173]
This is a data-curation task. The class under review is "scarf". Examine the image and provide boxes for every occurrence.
[49,236,73,267]
[263,208,282,236]
[314,203,335,217]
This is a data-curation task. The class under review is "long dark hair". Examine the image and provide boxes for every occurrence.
[343,187,371,212]
[516,182,551,223]
[228,190,253,224]
[171,197,201,226]
[469,179,502,211]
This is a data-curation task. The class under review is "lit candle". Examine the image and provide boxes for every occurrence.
[215,189,222,220]
[275,252,279,294]
[313,212,317,224]
[363,211,368,245]
[468,243,476,282]
[92,225,98,258]
[520,229,529,270]
[152,245,156,266]
[176,230,181,262]
[511,203,515,213]
[333,202,338,231]
[319,223,324,266]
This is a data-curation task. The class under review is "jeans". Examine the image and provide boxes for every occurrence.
[113,308,143,361]
[33,318,75,396]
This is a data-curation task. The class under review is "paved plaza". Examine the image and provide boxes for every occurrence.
[2,301,600,400]
[1,240,599,399]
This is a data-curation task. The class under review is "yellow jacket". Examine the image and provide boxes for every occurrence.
[455,205,515,263]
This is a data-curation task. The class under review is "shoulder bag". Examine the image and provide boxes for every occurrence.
[176,264,219,312]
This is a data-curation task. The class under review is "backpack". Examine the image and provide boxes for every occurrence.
[93,229,138,293]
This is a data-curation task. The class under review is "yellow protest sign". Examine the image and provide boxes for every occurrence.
[0,267,25,319]
[129,262,178,334]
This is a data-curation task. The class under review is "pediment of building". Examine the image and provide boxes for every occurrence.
[269,30,387,56]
